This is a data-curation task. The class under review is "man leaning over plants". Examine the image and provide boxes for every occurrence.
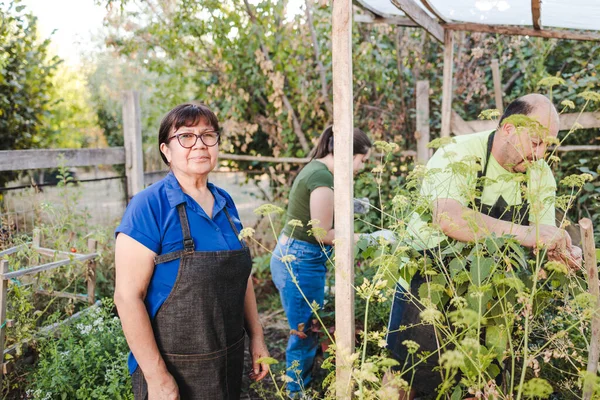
[384,93,583,399]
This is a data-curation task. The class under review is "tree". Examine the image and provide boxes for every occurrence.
[0,1,60,151]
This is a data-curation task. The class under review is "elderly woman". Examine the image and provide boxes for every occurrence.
[114,103,269,399]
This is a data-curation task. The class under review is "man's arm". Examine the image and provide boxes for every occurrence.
[433,198,570,252]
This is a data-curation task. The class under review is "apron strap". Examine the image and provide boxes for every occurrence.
[154,203,194,265]
[154,203,247,265]
[473,131,531,225]
[177,203,195,252]
[474,131,495,210]
[223,207,247,249]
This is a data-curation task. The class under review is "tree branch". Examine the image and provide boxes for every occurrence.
[243,0,310,153]
[305,0,332,121]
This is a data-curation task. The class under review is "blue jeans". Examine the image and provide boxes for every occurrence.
[385,282,408,360]
[270,235,332,393]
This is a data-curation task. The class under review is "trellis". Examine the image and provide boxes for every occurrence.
[0,230,99,385]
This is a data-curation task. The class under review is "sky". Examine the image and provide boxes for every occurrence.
[20,0,306,66]
[19,0,106,65]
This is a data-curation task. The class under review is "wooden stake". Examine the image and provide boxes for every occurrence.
[580,218,599,400]
[0,260,9,385]
[32,229,41,248]
[332,0,355,398]
[415,80,430,163]
[123,91,144,200]
[491,59,504,114]
[441,30,454,137]
[87,239,98,306]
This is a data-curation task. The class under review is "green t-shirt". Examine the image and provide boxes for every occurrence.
[282,160,334,244]
[407,130,557,250]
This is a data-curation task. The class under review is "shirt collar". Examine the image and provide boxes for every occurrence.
[164,171,227,214]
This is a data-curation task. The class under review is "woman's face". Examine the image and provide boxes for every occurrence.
[160,121,219,177]
[352,150,371,175]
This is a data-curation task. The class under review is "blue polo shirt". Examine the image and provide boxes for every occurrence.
[115,171,244,374]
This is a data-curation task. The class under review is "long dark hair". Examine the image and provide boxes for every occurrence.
[158,102,220,165]
[310,125,372,159]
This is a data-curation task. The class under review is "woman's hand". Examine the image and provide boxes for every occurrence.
[147,372,179,400]
[249,336,270,381]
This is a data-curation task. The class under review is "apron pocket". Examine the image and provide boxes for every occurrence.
[163,334,246,400]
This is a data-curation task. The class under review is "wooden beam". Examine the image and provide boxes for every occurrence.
[420,0,446,23]
[35,290,88,303]
[0,244,28,258]
[34,247,83,259]
[122,91,145,199]
[556,145,600,153]
[445,23,600,42]
[354,13,418,27]
[441,30,454,137]
[491,59,504,113]
[0,148,125,172]
[332,0,355,397]
[531,0,542,30]
[390,0,444,43]
[452,112,600,136]
[559,112,600,131]
[415,80,430,163]
[580,218,599,400]
[450,111,476,135]
[87,239,98,305]
[3,253,98,280]
[219,154,311,164]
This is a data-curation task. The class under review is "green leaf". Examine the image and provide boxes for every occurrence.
[486,325,508,363]
[256,356,279,365]
[470,257,494,286]
[451,386,463,400]
[449,257,466,278]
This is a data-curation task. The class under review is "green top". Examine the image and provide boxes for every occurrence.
[282,160,334,244]
[407,130,556,251]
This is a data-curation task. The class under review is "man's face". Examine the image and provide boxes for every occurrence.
[503,109,559,173]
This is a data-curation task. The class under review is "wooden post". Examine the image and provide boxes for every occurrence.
[32,229,40,248]
[580,218,599,400]
[332,0,355,398]
[87,239,98,306]
[491,59,504,114]
[440,30,454,137]
[123,91,144,200]
[416,80,431,163]
[0,260,9,385]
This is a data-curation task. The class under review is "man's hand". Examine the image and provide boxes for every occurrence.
[548,245,582,271]
[520,224,571,253]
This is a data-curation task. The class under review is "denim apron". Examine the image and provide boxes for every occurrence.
[132,203,252,400]
[388,131,531,395]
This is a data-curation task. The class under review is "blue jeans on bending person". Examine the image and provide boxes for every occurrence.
[270,235,332,394]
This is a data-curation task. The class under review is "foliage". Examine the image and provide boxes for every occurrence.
[25,299,132,399]
[0,1,59,151]
[44,65,105,149]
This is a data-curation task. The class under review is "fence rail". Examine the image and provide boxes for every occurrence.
[0,148,125,172]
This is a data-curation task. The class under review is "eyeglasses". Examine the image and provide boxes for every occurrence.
[166,130,220,148]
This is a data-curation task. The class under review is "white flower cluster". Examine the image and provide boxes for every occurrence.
[26,389,52,400]
[76,323,93,335]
